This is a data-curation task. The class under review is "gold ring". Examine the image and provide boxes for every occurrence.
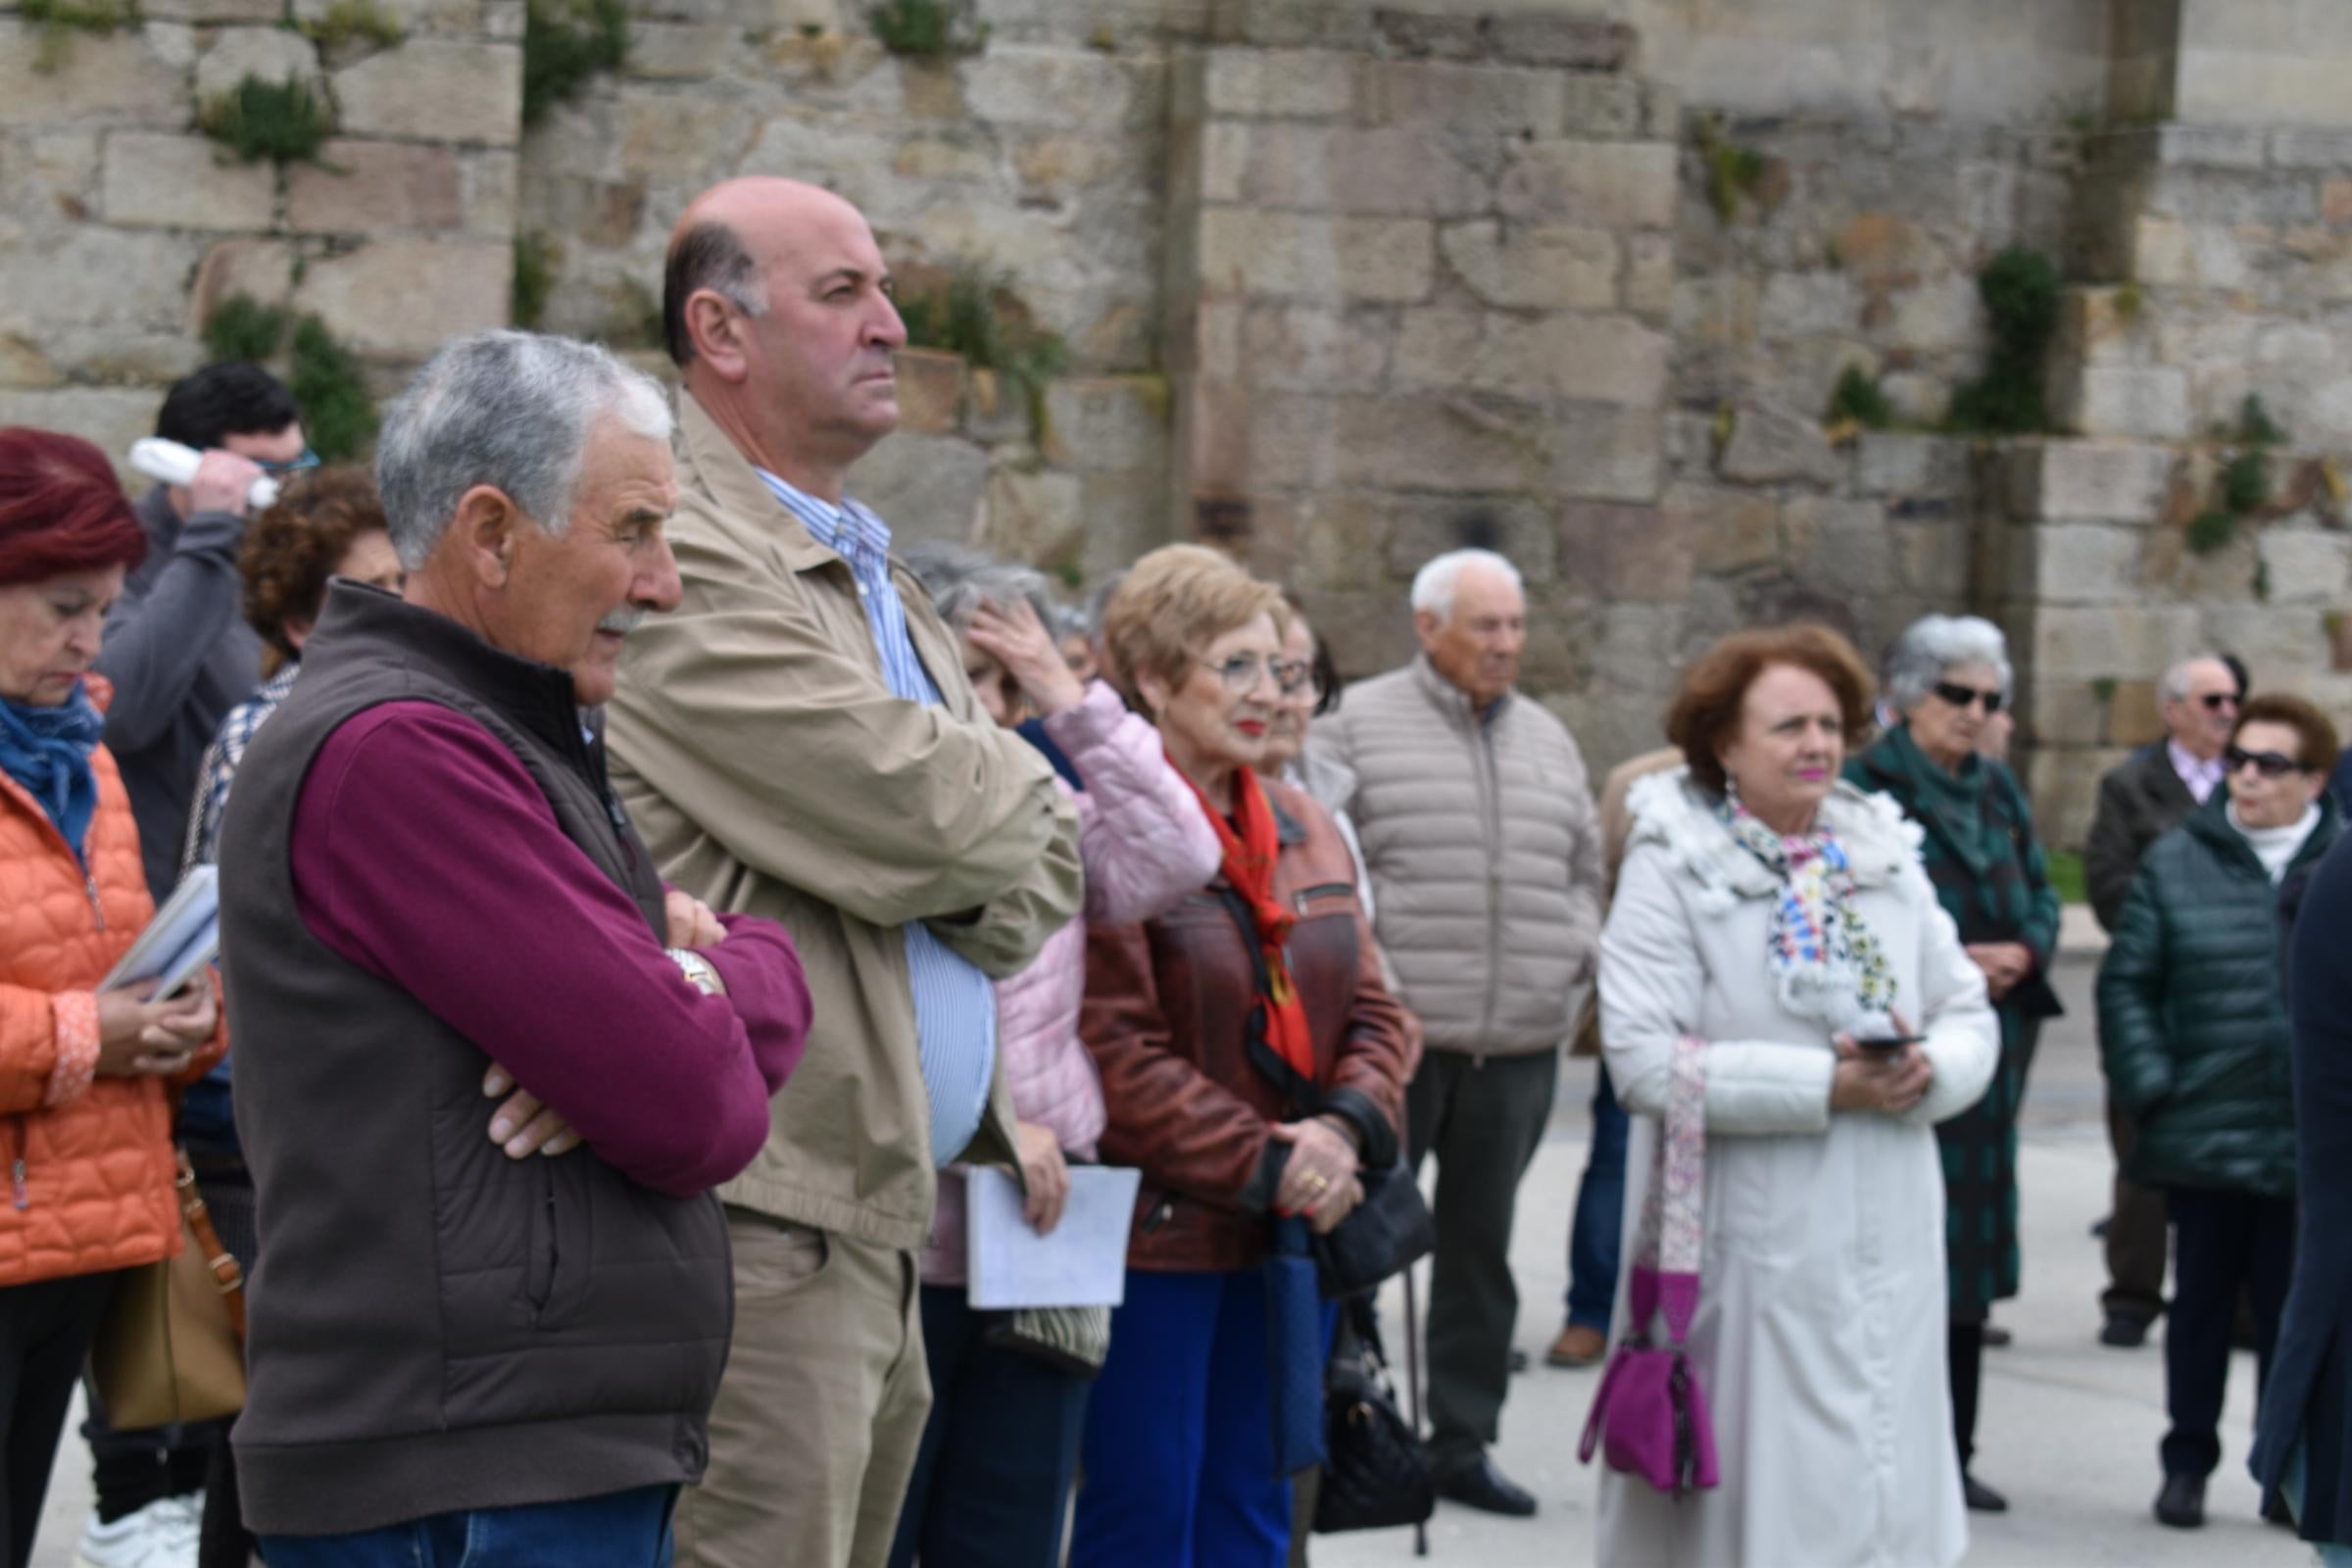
[1305,1172,1330,1193]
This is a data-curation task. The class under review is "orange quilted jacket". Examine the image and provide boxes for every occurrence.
[0,678,227,1288]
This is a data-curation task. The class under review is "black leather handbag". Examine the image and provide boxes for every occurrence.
[1312,1152,1435,1299]
[1314,1297,1436,1537]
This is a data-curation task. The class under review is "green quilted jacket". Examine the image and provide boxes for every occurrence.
[2096,790,2339,1198]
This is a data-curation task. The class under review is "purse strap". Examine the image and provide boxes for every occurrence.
[1628,1035,1706,1344]
[172,1149,246,1345]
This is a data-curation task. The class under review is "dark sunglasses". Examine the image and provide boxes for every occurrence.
[1932,680,2004,714]
[2197,692,2239,711]
[2226,746,2308,778]
[257,448,321,475]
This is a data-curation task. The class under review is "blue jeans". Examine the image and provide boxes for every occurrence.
[258,1484,676,1567]
[1070,1269,1331,1568]
[1565,1063,1629,1333]
[887,1285,1092,1568]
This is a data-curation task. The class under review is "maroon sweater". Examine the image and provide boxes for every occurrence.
[290,701,809,1197]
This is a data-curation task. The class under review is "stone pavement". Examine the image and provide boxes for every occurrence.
[1318,952,2313,1568]
[26,953,2320,1567]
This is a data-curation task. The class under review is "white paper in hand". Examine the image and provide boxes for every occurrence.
[100,864,220,1000]
[966,1165,1143,1310]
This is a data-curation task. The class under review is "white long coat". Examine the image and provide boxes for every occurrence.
[1594,770,1999,1568]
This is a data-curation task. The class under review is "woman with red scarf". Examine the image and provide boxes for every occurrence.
[1071,546,1418,1568]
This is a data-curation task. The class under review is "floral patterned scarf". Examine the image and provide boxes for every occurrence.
[1717,799,1895,1030]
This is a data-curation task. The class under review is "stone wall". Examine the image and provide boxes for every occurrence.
[10,0,2352,847]
[1158,19,1683,758]
[0,0,517,460]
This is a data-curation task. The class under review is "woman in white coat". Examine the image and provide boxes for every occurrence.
[1594,624,2000,1568]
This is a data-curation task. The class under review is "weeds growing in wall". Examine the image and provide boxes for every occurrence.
[523,0,629,125]
[897,264,1065,436]
[869,0,989,58]
[301,0,405,51]
[289,315,378,462]
[202,295,293,364]
[199,294,377,462]
[22,0,138,73]
[512,232,559,331]
[1945,247,2061,434]
[1694,118,1766,222]
[2186,395,2288,557]
[1825,366,1895,431]
[200,75,336,164]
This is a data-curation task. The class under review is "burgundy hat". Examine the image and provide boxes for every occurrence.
[0,427,150,587]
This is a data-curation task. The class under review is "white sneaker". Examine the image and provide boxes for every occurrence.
[74,1494,201,1568]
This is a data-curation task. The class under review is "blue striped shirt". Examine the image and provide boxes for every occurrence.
[754,469,997,1167]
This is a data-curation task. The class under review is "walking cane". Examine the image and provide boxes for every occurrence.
[1403,1262,1429,1558]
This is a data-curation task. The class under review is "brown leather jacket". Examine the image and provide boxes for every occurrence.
[1081,777,1420,1274]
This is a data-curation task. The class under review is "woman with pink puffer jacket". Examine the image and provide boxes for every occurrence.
[888,554,1221,1568]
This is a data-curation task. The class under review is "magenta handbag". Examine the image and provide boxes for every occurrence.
[1579,1035,1720,1497]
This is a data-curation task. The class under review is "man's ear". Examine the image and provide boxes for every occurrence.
[451,485,521,589]
[1412,608,1442,652]
[686,291,751,384]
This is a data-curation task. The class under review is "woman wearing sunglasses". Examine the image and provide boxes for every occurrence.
[1845,613,2063,1516]
[2101,694,2339,1531]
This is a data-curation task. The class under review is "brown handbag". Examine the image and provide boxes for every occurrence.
[90,1149,247,1428]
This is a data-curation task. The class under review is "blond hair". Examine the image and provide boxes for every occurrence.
[1101,544,1287,710]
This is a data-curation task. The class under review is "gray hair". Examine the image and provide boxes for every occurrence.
[2159,653,2230,704]
[1410,548,1525,623]
[376,330,672,571]
[900,541,1059,632]
[1886,613,2014,714]
[1084,569,1128,637]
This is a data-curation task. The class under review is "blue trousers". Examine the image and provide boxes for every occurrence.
[1565,1063,1629,1333]
[257,1484,676,1567]
[1071,1268,1314,1568]
[887,1285,1092,1568]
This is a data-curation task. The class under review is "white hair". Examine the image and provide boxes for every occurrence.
[376,329,672,571]
[1886,613,2013,713]
[1409,549,1524,623]
[2159,653,2231,705]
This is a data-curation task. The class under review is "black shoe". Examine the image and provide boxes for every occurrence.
[2101,1312,2152,1348]
[1983,1323,2013,1348]
[1435,1455,1539,1518]
[1508,1348,1529,1374]
[1963,1475,2009,1513]
[2154,1474,2206,1529]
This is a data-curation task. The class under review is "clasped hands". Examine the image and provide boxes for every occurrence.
[94,980,217,1078]
[1828,1010,1936,1116]
[481,889,725,1160]
[1272,1115,1363,1235]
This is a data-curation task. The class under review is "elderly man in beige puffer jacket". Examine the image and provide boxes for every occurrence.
[1313,547,1602,1519]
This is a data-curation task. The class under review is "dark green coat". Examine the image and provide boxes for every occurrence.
[1847,727,2062,1316]
[2095,790,2338,1199]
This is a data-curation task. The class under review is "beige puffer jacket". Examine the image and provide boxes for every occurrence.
[1313,656,1603,1056]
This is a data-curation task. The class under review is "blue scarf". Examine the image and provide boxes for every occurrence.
[0,684,104,860]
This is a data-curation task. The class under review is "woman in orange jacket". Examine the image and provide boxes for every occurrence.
[0,428,227,1568]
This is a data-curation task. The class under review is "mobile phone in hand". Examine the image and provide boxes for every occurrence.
[1853,1034,1925,1051]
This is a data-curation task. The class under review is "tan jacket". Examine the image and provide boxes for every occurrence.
[1314,656,1603,1057]
[605,393,1083,1251]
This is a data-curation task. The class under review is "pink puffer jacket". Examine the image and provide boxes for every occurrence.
[924,681,1220,1286]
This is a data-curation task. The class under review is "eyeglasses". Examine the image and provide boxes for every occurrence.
[1932,680,2004,714]
[257,448,321,475]
[2197,692,2239,711]
[2226,746,2308,778]
[1200,652,1312,696]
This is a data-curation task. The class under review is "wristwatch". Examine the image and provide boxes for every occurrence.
[666,948,725,998]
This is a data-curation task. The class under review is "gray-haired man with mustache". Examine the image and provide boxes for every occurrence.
[216,329,814,1561]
